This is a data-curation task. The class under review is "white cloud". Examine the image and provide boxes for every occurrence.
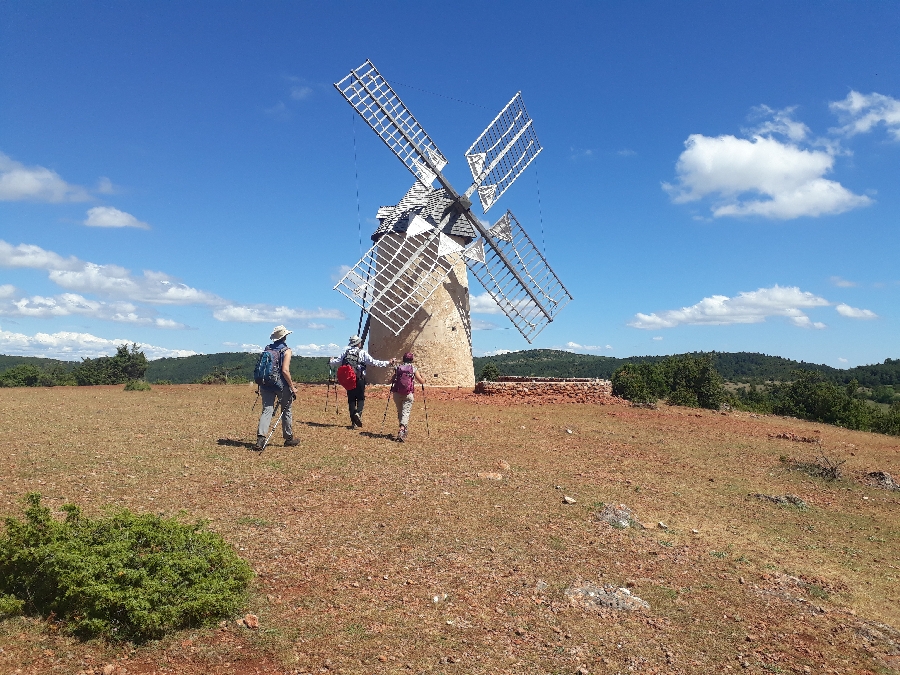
[0,292,187,328]
[331,265,352,283]
[830,276,858,288]
[652,336,663,341]
[290,85,313,100]
[211,305,344,323]
[95,177,118,195]
[830,91,900,140]
[469,292,503,315]
[0,324,197,360]
[629,285,831,330]
[746,105,811,142]
[290,342,342,357]
[0,152,91,202]
[838,357,848,363]
[0,284,15,298]
[84,206,149,229]
[664,133,871,219]
[479,348,513,357]
[835,303,877,319]
[223,342,263,353]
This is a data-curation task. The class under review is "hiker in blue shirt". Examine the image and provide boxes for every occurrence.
[329,335,395,428]
[254,325,299,451]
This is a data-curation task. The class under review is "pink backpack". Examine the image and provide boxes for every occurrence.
[394,364,415,395]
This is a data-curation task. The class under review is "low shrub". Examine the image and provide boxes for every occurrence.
[479,363,501,382]
[0,494,253,642]
[612,355,724,409]
[124,380,152,391]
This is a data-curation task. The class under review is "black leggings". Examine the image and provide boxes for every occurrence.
[347,382,365,420]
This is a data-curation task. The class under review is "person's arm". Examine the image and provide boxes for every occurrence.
[328,350,345,368]
[282,348,296,393]
[361,351,395,368]
[414,367,426,385]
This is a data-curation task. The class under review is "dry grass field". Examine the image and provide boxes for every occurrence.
[1,383,898,675]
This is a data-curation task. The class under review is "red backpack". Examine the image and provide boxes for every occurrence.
[393,364,415,395]
[337,348,361,391]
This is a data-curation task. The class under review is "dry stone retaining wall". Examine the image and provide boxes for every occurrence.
[474,379,622,405]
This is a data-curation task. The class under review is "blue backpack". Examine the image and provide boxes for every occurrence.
[254,343,285,389]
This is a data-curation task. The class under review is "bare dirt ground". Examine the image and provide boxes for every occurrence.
[1,383,898,675]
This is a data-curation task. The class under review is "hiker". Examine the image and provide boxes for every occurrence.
[254,325,299,450]
[391,352,426,442]
[330,336,395,428]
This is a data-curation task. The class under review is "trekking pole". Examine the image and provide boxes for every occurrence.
[381,367,398,435]
[420,382,430,438]
[262,408,284,451]
[324,370,332,413]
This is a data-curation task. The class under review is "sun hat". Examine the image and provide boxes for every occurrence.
[348,335,362,347]
[270,325,292,341]
[403,352,414,362]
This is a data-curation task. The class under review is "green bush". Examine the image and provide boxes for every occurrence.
[479,362,501,382]
[74,344,148,386]
[0,494,253,642]
[123,380,152,391]
[0,364,42,387]
[612,355,724,409]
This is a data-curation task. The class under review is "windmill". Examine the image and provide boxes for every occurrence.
[333,60,572,386]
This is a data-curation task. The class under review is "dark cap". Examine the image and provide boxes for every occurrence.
[403,352,414,362]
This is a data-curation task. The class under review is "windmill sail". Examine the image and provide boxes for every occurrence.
[333,217,465,336]
[465,211,572,342]
[463,93,542,212]
[335,60,448,187]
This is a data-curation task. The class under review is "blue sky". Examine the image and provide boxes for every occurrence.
[1,2,898,367]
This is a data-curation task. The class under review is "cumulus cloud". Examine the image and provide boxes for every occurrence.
[830,91,900,140]
[472,318,502,330]
[0,284,15,298]
[478,348,513,357]
[0,152,91,202]
[290,342,342,357]
[663,133,871,219]
[290,85,313,100]
[84,206,149,229]
[95,177,118,195]
[223,342,263,353]
[0,291,185,328]
[629,285,831,330]
[746,105,811,142]
[469,292,503,315]
[0,324,197,360]
[835,303,878,319]
[211,305,344,323]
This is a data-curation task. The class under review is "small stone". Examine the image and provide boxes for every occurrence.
[566,429,573,434]
[243,613,259,630]
[577,667,590,675]
[657,521,668,529]
[563,495,577,504]
[102,665,115,675]
[515,626,526,636]
[497,460,511,470]
[739,577,745,584]
[478,472,503,480]
[691,529,699,534]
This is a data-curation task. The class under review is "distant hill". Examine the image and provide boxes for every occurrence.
[473,350,900,387]
[3,349,899,388]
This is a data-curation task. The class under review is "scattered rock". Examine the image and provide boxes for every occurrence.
[566,428,574,434]
[657,521,668,530]
[691,528,699,534]
[752,493,807,508]
[497,460,511,471]
[242,613,259,630]
[562,495,577,504]
[102,665,116,675]
[477,472,503,480]
[565,582,649,612]
[867,471,900,491]
[768,432,820,443]
[596,503,636,529]
[535,579,549,592]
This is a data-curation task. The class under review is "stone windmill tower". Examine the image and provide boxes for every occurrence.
[333,60,572,386]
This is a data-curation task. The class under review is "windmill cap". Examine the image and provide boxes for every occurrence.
[348,335,362,346]
[403,352,414,362]
[270,325,292,341]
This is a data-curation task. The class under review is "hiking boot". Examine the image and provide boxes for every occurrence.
[252,435,266,452]
[398,425,407,442]
[351,413,363,428]
[284,436,300,447]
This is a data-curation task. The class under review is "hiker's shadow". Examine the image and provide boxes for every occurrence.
[359,431,395,440]
[217,438,255,449]
[303,421,347,429]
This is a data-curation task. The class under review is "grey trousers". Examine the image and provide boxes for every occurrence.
[393,391,414,426]
[258,387,294,439]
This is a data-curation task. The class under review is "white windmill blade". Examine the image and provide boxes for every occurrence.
[334,60,448,188]
[463,93,543,212]
[333,217,464,336]
[465,211,572,342]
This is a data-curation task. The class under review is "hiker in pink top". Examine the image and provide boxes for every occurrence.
[390,352,425,442]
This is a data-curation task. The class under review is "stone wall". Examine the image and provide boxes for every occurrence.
[474,379,622,405]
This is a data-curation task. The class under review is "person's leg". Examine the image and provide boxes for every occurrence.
[256,388,277,448]
[347,389,357,425]
[400,393,414,426]
[280,388,296,443]
[350,382,365,427]
[393,391,404,425]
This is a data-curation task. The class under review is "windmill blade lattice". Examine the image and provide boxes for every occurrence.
[465,211,572,342]
[333,217,465,336]
[334,60,448,187]
[463,93,542,212]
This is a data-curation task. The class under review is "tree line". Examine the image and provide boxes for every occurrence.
[0,344,148,387]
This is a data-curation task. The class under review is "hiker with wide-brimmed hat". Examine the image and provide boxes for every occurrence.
[254,325,299,451]
[329,335,395,429]
[390,352,426,442]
